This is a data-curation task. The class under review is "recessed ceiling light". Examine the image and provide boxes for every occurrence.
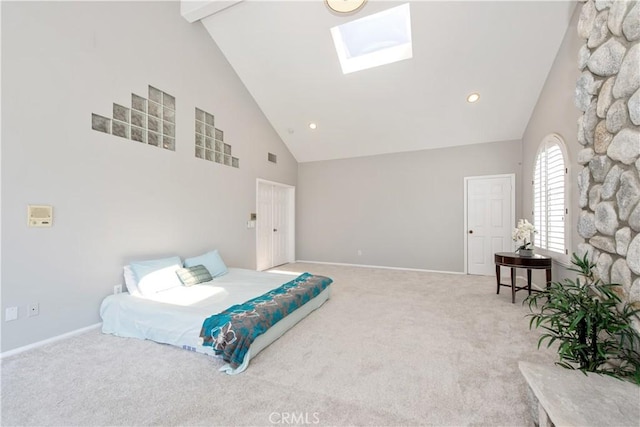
[309,123,317,130]
[467,93,480,103]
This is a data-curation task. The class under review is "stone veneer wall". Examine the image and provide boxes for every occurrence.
[575,0,640,327]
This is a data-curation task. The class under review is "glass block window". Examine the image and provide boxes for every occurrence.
[91,85,176,152]
[195,107,238,168]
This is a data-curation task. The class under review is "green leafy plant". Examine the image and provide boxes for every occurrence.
[525,253,640,384]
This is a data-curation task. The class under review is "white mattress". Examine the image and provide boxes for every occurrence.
[100,268,331,374]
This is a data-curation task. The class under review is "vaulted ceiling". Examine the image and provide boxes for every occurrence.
[182,1,577,163]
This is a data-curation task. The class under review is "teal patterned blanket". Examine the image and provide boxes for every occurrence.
[200,273,333,368]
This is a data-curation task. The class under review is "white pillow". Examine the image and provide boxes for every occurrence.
[130,256,183,297]
[123,265,141,296]
[184,249,228,277]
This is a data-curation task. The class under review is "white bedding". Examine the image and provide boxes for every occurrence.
[100,268,331,374]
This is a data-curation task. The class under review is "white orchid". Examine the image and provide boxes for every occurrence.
[512,219,536,250]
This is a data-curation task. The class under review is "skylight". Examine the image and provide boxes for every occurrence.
[330,3,413,74]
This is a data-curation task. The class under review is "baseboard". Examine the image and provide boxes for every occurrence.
[0,323,102,359]
[295,260,465,275]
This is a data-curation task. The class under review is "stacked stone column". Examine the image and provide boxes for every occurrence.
[574,0,640,320]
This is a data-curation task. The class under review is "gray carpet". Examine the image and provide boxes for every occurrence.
[1,263,555,426]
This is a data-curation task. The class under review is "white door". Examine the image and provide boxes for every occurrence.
[465,175,514,275]
[256,180,294,271]
[257,181,274,271]
[272,186,290,267]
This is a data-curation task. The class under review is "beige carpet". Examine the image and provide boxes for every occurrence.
[1,263,555,426]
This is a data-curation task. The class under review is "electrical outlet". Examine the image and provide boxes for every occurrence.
[114,284,122,295]
[5,307,18,321]
[357,249,362,256]
[28,303,39,317]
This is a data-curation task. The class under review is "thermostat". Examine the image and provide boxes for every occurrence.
[28,205,53,227]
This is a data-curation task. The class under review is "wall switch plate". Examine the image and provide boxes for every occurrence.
[114,284,122,294]
[5,307,18,321]
[28,303,39,317]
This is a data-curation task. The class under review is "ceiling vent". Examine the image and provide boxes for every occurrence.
[268,153,277,164]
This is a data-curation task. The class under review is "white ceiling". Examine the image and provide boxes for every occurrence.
[183,0,577,163]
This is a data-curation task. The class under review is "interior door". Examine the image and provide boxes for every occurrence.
[271,185,289,267]
[466,175,514,275]
[256,180,294,271]
[256,181,274,271]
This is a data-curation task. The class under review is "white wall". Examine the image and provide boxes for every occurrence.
[1,1,297,352]
[297,140,523,272]
[521,6,582,282]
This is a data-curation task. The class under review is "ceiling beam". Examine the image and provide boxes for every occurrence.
[180,1,243,23]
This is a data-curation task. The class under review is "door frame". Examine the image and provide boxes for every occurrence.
[256,179,296,270]
[463,173,515,275]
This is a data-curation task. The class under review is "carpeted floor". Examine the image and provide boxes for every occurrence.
[1,263,555,426]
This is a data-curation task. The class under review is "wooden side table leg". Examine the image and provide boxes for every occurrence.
[511,267,516,304]
[496,264,501,295]
[546,268,552,290]
[527,269,532,295]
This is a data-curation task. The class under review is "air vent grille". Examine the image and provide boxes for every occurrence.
[268,153,277,163]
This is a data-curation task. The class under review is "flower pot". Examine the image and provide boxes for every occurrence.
[518,249,534,257]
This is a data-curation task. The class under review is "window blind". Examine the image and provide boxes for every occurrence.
[533,141,566,255]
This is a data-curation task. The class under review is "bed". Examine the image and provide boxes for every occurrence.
[100,257,332,374]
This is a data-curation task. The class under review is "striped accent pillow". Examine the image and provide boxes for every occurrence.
[175,265,212,287]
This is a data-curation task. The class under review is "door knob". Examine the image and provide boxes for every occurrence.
[469,230,473,234]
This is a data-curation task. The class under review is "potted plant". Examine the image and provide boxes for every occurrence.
[513,219,536,256]
[525,253,640,384]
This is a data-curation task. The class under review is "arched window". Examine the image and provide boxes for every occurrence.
[533,134,569,262]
